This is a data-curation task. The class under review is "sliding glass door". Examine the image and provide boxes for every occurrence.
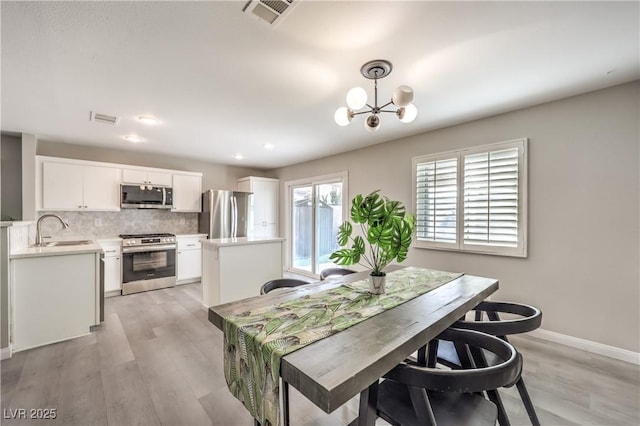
[289,174,346,277]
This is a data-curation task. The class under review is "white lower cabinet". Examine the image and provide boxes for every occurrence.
[176,235,205,284]
[11,252,99,352]
[98,240,122,295]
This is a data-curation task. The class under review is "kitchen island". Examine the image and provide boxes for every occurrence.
[201,237,285,307]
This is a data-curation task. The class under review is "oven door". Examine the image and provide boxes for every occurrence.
[122,245,176,294]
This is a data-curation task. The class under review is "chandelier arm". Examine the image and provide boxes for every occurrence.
[379,109,400,114]
[352,110,374,116]
[379,100,394,109]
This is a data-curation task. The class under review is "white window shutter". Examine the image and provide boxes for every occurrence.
[463,147,519,247]
[416,157,457,243]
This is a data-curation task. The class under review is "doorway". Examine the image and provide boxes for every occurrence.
[287,173,347,278]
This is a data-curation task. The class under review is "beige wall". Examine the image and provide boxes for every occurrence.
[21,134,37,221]
[36,141,270,191]
[274,81,640,353]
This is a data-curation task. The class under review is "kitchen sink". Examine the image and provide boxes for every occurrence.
[35,240,93,247]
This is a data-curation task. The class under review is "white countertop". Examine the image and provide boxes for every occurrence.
[203,237,285,247]
[10,241,102,259]
[96,237,122,243]
[176,233,208,238]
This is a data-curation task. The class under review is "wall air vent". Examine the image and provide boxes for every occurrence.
[242,0,300,27]
[89,111,120,126]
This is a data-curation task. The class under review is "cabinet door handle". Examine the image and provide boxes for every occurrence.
[105,250,116,253]
[187,244,196,247]
[78,205,83,208]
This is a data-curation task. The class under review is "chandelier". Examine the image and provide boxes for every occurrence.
[334,59,417,132]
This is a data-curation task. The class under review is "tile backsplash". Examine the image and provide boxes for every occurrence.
[38,210,199,240]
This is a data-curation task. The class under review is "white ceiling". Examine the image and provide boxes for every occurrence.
[2,1,638,169]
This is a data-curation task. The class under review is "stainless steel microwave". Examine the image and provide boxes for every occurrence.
[121,184,173,209]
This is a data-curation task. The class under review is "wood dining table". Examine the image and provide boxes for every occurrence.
[208,265,499,426]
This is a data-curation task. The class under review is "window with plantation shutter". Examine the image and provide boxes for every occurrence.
[413,138,527,257]
[415,156,458,245]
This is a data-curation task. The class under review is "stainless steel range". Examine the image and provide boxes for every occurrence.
[120,233,176,295]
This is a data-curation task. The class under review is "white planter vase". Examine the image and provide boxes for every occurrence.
[369,273,386,294]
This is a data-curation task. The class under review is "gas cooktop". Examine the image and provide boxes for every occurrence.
[119,233,175,239]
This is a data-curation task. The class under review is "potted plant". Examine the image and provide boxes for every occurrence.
[329,190,416,294]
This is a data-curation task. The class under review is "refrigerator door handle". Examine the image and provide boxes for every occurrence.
[231,196,237,238]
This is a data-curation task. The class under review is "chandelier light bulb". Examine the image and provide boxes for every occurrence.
[365,114,381,132]
[398,103,418,123]
[392,85,414,107]
[334,107,353,126]
[346,87,367,110]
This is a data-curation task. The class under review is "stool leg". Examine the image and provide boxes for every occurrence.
[283,380,290,426]
[486,389,511,426]
[426,340,438,368]
[516,377,541,426]
[417,345,427,366]
[501,336,540,426]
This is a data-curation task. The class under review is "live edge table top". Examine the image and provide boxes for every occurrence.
[208,266,498,414]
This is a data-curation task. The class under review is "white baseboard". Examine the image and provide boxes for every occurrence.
[1,346,12,360]
[529,328,640,365]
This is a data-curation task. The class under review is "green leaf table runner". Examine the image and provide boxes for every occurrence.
[222,267,462,426]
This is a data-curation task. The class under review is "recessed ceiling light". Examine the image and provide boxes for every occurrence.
[263,143,274,150]
[138,116,159,125]
[233,154,244,160]
[124,135,144,143]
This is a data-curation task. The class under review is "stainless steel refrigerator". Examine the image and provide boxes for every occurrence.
[199,190,253,239]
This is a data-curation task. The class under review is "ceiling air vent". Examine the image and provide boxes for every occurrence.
[242,0,300,27]
[89,111,120,126]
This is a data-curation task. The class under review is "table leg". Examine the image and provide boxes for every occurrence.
[348,380,378,426]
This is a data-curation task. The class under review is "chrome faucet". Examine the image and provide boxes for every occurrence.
[35,214,70,246]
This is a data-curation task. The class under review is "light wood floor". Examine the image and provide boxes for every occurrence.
[1,282,638,425]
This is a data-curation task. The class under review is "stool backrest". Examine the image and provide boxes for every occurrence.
[319,268,356,281]
[260,278,309,295]
[453,300,542,336]
[385,328,521,393]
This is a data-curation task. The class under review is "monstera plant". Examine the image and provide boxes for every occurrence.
[329,190,416,294]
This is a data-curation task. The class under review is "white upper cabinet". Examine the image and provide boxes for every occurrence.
[83,165,123,210]
[122,168,172,186]
[42,161,121,211]
[37,156,202,212]
[172,174,202,212]
[238,176,279,238]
